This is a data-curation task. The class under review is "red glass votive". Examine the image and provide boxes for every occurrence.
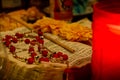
[92,2,120,80]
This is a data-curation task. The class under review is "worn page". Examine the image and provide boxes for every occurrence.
[0,27,92,66]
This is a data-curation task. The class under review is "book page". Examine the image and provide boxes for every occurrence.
[44,33,92,66]
[0,27,92,66]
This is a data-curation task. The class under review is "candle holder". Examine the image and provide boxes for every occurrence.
[92,2,120,80]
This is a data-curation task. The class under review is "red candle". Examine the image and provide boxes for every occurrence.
[92,2,120,80]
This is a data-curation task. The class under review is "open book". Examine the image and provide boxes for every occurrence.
[0,17,92,67]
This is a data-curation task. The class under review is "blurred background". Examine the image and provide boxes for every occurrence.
[0,0,98,21]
